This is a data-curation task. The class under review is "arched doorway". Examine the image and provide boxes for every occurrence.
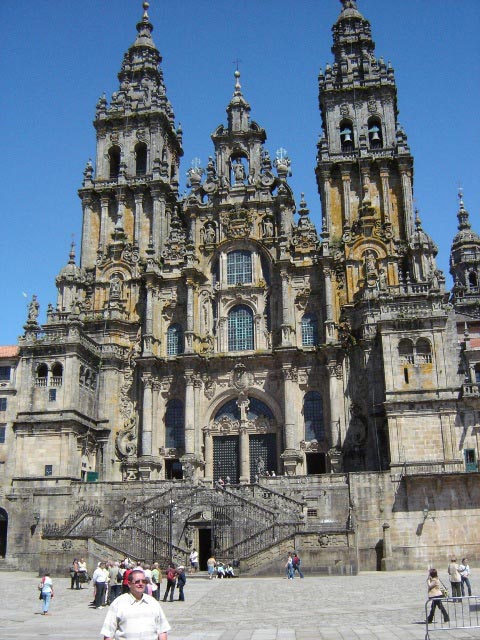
[0,508,8,557]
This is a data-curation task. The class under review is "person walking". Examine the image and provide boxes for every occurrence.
[207,555,216,579]
[176,566,186,601]
[151,562,162,601]
[39,571,54,615]
[92,561,108,609]
[163,564,176,602]
[459,558,472,596]
[100,567,170,640]
[448,556,462,598]
[108,561,122,604]
[427,568,449,624]
[292,552,304,579]
[70,558,80,590]
[285,554,294,579]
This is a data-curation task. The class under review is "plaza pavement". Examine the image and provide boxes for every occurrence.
[1,570,480,639]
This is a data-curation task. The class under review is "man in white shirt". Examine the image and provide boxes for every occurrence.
[189,549,199,573]
[100,567,171,640]
[93,562,108,609]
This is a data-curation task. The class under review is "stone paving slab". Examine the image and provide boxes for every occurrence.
[1,571,480,639]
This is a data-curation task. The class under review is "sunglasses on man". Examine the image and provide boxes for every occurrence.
[131,579,148,585]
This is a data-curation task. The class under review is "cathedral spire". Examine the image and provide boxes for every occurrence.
[457,189,472,231]
[226,70,251,132]
[134,2,155,48]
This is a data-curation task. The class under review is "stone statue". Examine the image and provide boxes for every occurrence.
[365,251,377,277]
[378,269,387,291]
[110,275,122,299]
[262,216,274,238]
[27,295,40,323]
[203,222,216,244]
[233,158,246,184]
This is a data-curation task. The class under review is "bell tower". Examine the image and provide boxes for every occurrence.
[77,1,183,324]
[316,0,429,330]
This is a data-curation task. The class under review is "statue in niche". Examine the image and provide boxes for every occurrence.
[364,251,378,278]
[110,275,122,299]
[233,158,246,184]
[262,216,274,238]
[202,221,216,244]
[378,269,387,291]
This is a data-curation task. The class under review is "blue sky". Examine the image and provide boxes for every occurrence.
[1,0,479,345]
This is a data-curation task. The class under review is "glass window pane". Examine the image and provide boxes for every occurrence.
[228,305,253,351]
[302,314,318,346]
[227,251,252,285]
[304,391,324,441]
[165,399,185,449]
[167,324,183,356]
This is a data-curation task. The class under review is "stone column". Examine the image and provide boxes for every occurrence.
[141,376,153,456]
[399,163,414,240]
[144,283,154,355]
[281,271,292,346]
[99,194,110,249]
[341,165,352,226]
[133,188,144,248]
[184,373,195,455]
[381,522,394,571]
[80,193,94,268]
[203,426,213,480]
[324,268,335,343]
[379,162,391,222]
[326,362,343,451]
[238,394,250,483]
[239,425,249,483]
[151,381,161,456]
[185,281,194,353]
[282,367,297,450]
[116,188,126,232]
[151,187,163,253]
[321,170,332,233]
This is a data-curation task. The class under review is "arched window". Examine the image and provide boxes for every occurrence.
[167,324,184,356]
[135,142,147,176]
[165,399,184,449]
[468,271,478,290]
[36,363,48,387]
[398,339,414,364]
[108,146,121,179]
[227,250,252,285]
[304,391,324,441]
[51,363,63,387]
[214,397,273,422]
[416,338,432,364]
[340,120,354,152]
[228,305,254,351]
[368,117,383,149]
[301,313,318,346]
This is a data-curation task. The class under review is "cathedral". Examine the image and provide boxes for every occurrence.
[0,0,479,574]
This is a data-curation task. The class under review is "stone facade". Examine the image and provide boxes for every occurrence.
[0,0,479,573]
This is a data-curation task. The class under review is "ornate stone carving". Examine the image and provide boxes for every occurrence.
[230,363,253,390]
[115,335,140,460]
[221,206,252,239]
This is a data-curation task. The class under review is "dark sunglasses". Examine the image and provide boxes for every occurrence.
[132,579,148,585]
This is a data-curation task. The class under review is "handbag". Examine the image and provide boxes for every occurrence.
[39,591,43,600]
[440,579,449,598]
